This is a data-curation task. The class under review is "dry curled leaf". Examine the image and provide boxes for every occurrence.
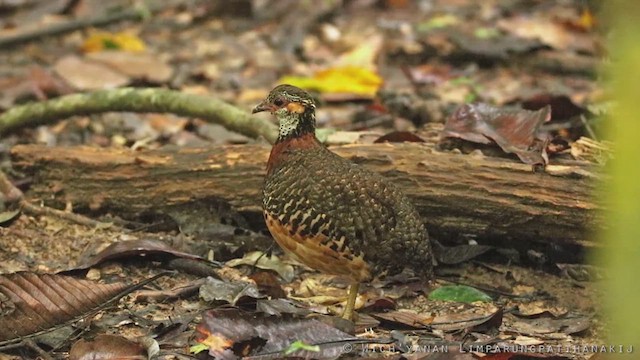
[77,238,209,270]
[226,251,294,282]
[199,277,262,306]
[441,103,551,166]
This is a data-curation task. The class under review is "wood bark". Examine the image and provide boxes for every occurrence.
[11,143,602,253]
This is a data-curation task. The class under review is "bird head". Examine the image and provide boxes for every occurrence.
[253,84,316,142]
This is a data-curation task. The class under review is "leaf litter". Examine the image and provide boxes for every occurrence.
[0,0,606,358]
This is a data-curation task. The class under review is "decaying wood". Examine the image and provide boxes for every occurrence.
[11,143,602,254]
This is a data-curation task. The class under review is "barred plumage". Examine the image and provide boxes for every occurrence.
[253,84,433,320]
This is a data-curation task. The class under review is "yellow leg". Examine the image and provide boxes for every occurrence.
[342,282,360,321]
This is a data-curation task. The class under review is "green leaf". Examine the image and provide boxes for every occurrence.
[283,340,320,355]
[428,285,492,303]
[0,209,20,225]
[464,92,478,103]
[417,14,459,32]
[474,27,500,39]
[189,343,209,354]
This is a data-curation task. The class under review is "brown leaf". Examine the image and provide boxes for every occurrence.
[507,314,591,336]
[497,16,597,54]
[371,310,433,329]
[450,31,543,60]
[77,238,208,270]
[199,277,262,306]
[69,334,146,360]
[249,271,286,299]
[441,103,551,165]
[255,299,311,317]
[0,272,129,343]
[86,51,173,84]
[431,307,503,331]
[514,301,568,318]
[404,63,453,85]
[53,55,129,90]
[226,251,294,282]
[194,308,369,359]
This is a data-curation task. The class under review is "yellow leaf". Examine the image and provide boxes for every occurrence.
[280,66,382,97]
[81,31,146,53]
[578,8,596,31]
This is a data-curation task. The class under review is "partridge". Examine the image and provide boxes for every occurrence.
[253,85,433,320]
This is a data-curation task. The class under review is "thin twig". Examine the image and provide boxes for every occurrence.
[580,114,598,140]
[0,0,189,49]
[20,201,113,229]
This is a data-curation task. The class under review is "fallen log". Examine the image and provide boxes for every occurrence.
[11,143,602,258]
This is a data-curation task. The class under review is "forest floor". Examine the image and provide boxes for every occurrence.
[0,0,610,359]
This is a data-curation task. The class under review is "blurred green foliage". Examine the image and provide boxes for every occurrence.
[602,1,640,348]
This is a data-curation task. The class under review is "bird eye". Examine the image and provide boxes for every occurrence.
[273,98,285,106]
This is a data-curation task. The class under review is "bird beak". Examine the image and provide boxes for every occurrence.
[252,102,271,114]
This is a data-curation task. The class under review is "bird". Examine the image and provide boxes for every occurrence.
[252,84,433,320]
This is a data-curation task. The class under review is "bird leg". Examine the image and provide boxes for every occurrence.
[342,282,360,321]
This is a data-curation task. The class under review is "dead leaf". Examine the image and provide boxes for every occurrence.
[193,308,371,359]
[256,299,311,316]
[69,334,146,360]
[76,238,210,270]
[430,306,502,331]
[86,51,173,84]
[0,272,129,343]
[404,63,454,85]
[135,278,205,303]
[226,251,295,282]
[515,301,568,318]
[199,276,262,305]
[249,271,286,299]
[513,335,545,346]
[440,103,551,166]
[334,34,383,70]
[325,131,378,145]
[507,314,591,336]
[53,55,129,90]
[450,31,543,60]
[371,310,433,329]
[497,16,597,54]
